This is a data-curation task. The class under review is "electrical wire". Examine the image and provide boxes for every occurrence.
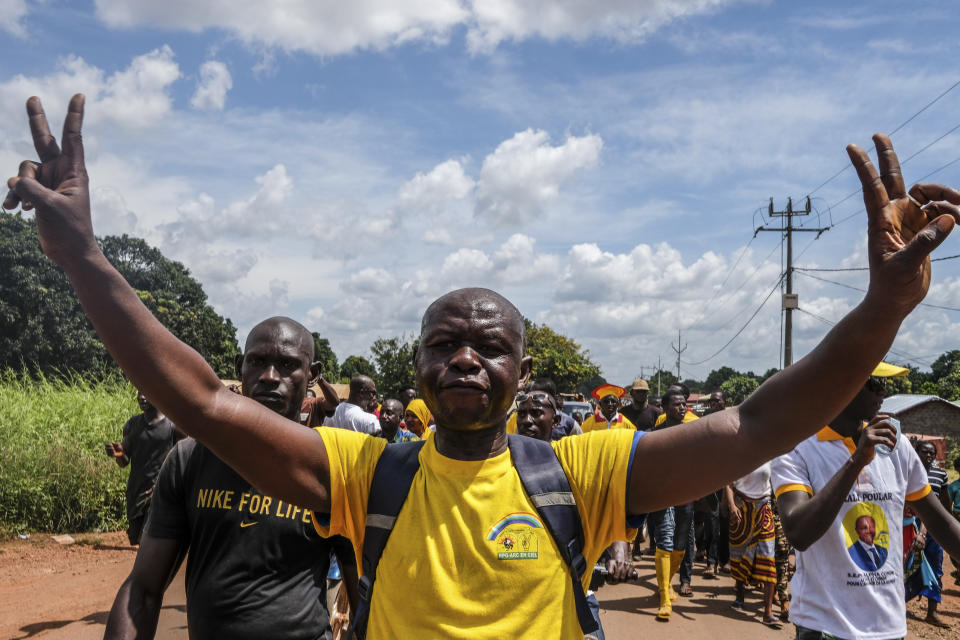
[691,238,784,340]
[802,79,960,200]
[795,270,960,312]
[698,235,756,318]
[796,253,960,273]
[795,308,934,367]
[682,274,784,366]
[828,151,960,229]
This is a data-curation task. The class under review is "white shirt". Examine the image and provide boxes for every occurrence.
[771,427,930,639]
[326,402,380,435]
[733,461,771,500]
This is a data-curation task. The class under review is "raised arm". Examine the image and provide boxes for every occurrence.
[629,134,960,513]
[4,95,330,511]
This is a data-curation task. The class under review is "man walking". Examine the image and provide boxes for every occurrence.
[105,390,180,545]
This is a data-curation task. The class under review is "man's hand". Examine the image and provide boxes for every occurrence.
[850,134,960,316]
[3,94,99,267]
[604,540,636,584]
[105,442,124,458]
[851,415,898,469]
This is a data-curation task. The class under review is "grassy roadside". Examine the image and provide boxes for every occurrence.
[0,371,137,537]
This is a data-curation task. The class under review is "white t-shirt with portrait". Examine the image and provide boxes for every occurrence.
[771,427,930,640]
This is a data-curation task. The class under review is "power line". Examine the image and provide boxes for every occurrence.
[682,273,784,366]
[795,270,960,312]
[795,307,934,367]
[795,253,960,273]
[698,235,756,318]
[691,238,784,340]
[828,151,960,229]
[802,79,960,199]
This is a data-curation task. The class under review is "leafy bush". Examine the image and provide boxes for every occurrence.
[0,370,137,536]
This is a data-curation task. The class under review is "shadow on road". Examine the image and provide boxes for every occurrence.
[12,604,187,640]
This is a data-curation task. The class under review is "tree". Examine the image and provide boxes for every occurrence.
[370,335,416,399]
[931,351,960,381]
[339,355,376,382]
[647,369,678,396]
[523,319,601,394]
[0,214,239,377]
[0,212,111,374]
[760,368,780,383]
[704,366,738,392]
[311,333,340,380]
[719,374,760,405]
[102,235,239,378]
[682,378,704,394]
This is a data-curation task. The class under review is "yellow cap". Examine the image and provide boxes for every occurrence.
[871,361,909,378]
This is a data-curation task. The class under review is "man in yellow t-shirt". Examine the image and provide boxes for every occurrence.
[654,383,699,427]
[21,100,952,640]
[581,384,637,432]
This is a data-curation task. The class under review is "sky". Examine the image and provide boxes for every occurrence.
[2,0,960,388]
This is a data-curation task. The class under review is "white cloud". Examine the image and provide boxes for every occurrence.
[191,60,232,111]
[0,0,28,36]
[398,158,475,210]
[98,46,181,129]
[162,164,294,247]
[91,0,747,56]
[475,129,602,225]
[465,0,749,53]
[94,0,469,56]
[0,47,180,134]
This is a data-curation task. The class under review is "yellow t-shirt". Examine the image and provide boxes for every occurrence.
[506,411,517,434]
[580,412,637,433]
[653,410,698,427]
[313,427,637,639]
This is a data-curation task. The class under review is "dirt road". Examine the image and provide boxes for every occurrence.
[1,533,957,639]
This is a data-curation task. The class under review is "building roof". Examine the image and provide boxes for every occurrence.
[880,394,960,415]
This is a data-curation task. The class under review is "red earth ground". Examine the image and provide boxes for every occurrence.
[0,532,957,639]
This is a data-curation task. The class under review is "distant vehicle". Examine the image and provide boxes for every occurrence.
[561,400,592,418]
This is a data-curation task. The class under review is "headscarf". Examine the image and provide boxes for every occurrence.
[405,398,433,436]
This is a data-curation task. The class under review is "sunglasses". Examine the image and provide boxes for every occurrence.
[516,391,557,411]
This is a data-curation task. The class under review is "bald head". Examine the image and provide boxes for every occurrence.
[422,288,525,347]
[245,316,314,359]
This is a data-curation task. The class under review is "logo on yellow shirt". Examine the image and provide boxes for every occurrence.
[488,513,543,560]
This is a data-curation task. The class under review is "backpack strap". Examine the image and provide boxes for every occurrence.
[507,434,599,636]
[349,440,427,640]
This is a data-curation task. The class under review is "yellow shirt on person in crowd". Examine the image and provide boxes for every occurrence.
[580,411,637,433]
[653,410,699,427]
[313,427,639,639]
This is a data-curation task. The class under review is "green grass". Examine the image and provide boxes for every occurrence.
[0,370,138,537]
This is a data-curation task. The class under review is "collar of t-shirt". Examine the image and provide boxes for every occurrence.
[816,425,858,455]
[593,409,623,426]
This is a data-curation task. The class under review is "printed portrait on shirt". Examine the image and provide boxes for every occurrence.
[842,501,890,572]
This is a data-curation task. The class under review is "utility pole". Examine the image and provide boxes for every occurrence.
[755,197,829,366]
[656,355,663,396]
[672,330,687,381]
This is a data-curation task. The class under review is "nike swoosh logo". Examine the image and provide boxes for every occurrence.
[240,521,258,528]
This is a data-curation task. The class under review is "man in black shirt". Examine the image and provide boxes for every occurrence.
[620,378,661,430]
[104,316,349,640]
[105,390,180,545]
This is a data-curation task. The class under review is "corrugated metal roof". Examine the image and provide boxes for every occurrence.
[880,394,959,414]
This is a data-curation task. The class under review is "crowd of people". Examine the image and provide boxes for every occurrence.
[10,94,960,639]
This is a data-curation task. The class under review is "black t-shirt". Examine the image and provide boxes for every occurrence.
[147,438,334,640]
[122,413,178,521]
[620,403,661,430]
